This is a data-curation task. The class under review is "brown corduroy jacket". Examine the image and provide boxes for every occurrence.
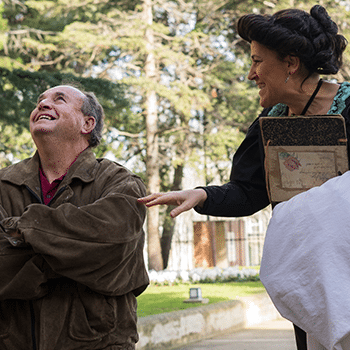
[0,148,149,350]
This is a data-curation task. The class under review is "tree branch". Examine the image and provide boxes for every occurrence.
[115,129,143,138]
[31,54,66,67]
[156,125,188,136]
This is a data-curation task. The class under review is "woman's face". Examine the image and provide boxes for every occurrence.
[248,41,289,108]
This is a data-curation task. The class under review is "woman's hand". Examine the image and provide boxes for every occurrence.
[138,189,207,218]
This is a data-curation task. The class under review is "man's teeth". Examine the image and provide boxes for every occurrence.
[38,115,54,120]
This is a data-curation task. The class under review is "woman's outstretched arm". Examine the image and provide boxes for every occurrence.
[138,188,207,218]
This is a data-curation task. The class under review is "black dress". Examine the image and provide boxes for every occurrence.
[195,82,350,350]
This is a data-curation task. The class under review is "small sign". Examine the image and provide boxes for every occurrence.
[184,287,209,304]
[190,287,202,299]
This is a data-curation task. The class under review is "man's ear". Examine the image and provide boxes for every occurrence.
[82,116,96,135]
[285,55,301,75]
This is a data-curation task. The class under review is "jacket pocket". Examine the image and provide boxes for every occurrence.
[68,286,117,342]
[0,302,11,338]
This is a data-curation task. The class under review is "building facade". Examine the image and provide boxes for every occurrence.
[166,206,272,270]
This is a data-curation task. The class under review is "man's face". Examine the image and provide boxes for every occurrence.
[30,85,90,143]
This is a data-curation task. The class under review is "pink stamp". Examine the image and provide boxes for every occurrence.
[283,156,302,171]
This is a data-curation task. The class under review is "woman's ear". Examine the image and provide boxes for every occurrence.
[285,55,301,75]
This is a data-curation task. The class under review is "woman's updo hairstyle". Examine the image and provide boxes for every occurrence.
[237,5,347,75]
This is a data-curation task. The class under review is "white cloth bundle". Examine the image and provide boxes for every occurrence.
[260,171,350,350]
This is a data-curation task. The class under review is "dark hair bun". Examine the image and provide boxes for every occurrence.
[311,5,337,35]
[308,5,347,74]
[237,5,347,75]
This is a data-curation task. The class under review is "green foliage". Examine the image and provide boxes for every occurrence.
[0,67,130,161]
[0,3,8,53]
[0,2,8,31]
[0,0,265,176]
[0,125,34,168]
[0,67,129,127]
[2,0,350,269]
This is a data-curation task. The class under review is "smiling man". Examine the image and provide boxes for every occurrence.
[30,86,97,183]
[0,85,149,350]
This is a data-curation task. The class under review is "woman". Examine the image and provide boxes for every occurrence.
[138,5,350,350]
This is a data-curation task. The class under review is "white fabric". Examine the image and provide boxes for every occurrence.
[260,171,350,350]
[308,334,327,350]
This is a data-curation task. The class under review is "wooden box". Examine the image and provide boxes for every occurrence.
[259,115,349,203]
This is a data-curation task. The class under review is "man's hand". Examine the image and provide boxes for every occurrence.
[3,230,25,247]
[1,217,22,239]
[9,230,23,239]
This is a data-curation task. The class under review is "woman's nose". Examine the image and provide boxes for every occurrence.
[247,66,257,80]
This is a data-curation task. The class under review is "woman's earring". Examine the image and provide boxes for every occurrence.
[285,75,290,83]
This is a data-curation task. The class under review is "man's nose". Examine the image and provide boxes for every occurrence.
[38,99,52,110]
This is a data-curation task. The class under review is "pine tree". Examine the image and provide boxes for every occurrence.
[2,0,350,269]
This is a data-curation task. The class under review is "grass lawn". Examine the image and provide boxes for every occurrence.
[137,281,265,318]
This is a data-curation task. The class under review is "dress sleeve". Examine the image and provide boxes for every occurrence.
[16,166,148,297]
[195,114,270,217]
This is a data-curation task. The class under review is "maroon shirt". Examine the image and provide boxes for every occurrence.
[39,168,65,205]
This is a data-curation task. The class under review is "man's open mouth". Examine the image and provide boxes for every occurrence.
[37,115,55,121]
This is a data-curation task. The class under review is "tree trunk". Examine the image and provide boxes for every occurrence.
[144,0,163,271]
[161,164,183,269]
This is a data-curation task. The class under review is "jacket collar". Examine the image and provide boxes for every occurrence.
[2,148,98,188]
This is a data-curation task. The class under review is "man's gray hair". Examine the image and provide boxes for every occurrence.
[80,91,104,148]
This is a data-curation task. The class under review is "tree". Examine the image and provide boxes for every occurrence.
[142,0,163,270]
[3,0,350,270]
[1,0,248,270]
[0,67,130,165]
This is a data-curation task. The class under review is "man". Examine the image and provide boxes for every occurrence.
[0,85,149,350]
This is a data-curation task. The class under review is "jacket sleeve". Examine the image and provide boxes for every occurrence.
[16,166,148,297]
[195,115,270,217]
[0,205,60,300]
[0,238,58,300]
